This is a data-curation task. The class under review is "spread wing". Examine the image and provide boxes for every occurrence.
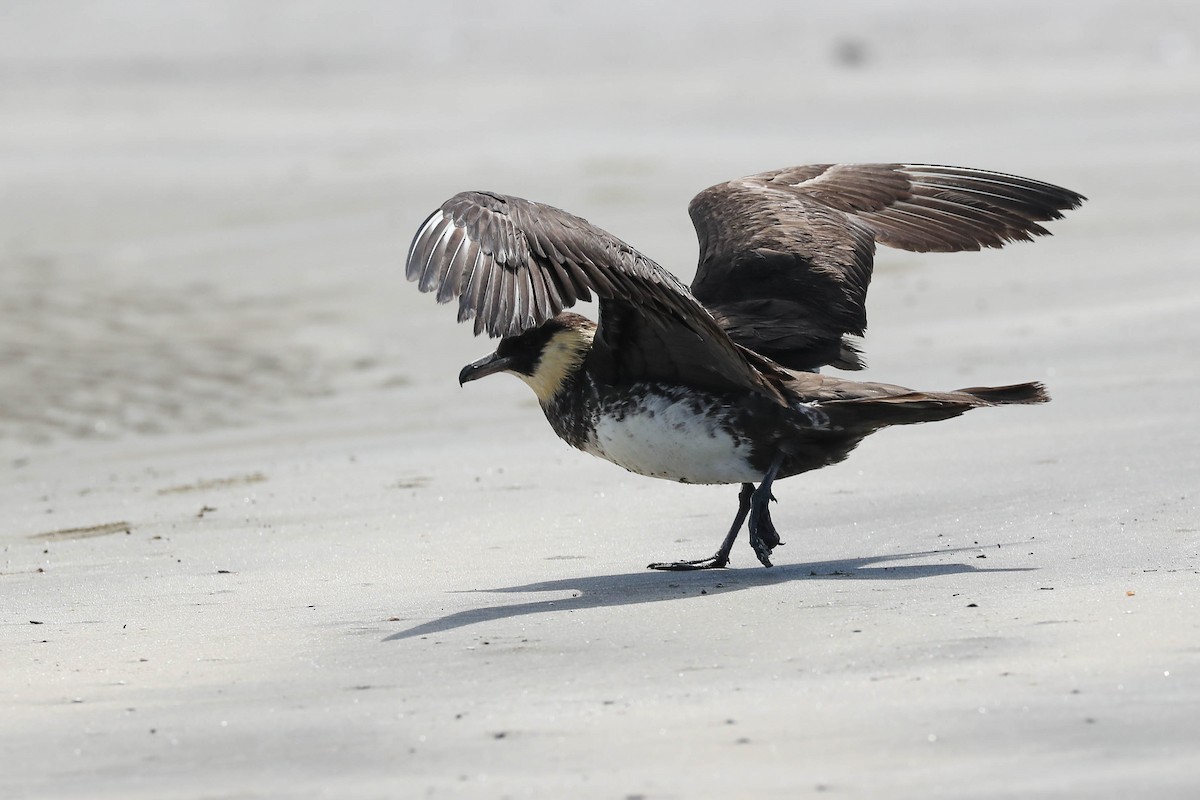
[689,164,1086,371]
[406,190,787,401]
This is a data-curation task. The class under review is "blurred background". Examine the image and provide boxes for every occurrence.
[3,7,1198,794]
[0,0,1196,450]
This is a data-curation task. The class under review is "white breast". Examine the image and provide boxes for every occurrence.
[581,391,761,485]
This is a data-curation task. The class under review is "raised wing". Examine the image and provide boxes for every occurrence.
[406,190,786,400]
[689,164,1085,371]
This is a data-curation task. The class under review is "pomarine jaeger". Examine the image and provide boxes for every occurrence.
[405,163,1084,569]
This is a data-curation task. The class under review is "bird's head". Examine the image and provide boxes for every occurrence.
[458,313,596,404]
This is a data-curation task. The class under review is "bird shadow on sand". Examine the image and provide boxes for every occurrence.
[384,543,1032,641]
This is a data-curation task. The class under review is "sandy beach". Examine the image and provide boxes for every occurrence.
[3,1,1199,797]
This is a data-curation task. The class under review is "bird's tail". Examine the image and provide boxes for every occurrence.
[820,380,1050,430]
[954,381,1050,406]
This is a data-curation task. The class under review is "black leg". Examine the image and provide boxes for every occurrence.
[748,454,785,567]
[647,483,754,571]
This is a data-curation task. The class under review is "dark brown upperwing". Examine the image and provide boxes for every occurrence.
[689,164,1085,371]
[586,298,794,398]
[406,190,785,402]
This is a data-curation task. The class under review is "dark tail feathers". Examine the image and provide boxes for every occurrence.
[821,380,1050,431]
[956,382,1050,406]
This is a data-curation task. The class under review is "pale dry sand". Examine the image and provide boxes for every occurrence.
[2,1,1199,797]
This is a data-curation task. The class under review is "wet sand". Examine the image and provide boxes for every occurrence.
[3,2,1199,797]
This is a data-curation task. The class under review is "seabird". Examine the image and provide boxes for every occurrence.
[405,163,1084,569]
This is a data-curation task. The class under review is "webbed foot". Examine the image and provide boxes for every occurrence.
[748,489,783,568]
[646,483,753,571]
[646,554,730,571]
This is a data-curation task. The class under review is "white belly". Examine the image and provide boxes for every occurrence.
[582,392,761,484]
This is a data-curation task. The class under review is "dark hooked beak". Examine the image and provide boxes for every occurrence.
[458,351,514,386]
